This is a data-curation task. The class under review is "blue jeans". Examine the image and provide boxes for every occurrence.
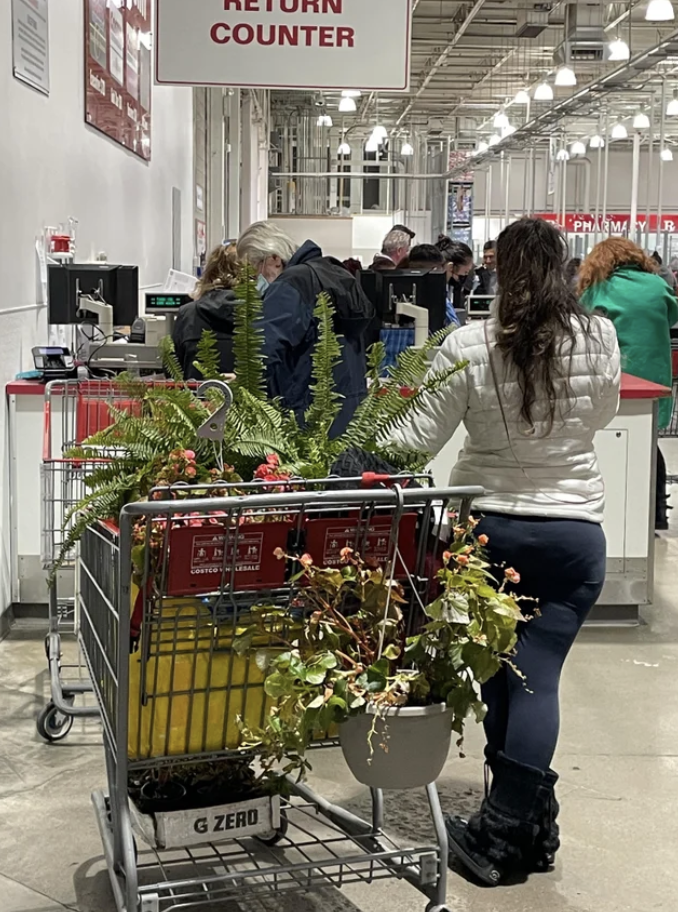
[477,513,606,771]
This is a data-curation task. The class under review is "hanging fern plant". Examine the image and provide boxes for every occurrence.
[52,268,467,575]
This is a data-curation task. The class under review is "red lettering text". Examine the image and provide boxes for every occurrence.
[223,0,242,8]
[302,0,319,10]
[336,26,354,47]
[244,0,259,9]
[319,26,334,46]
[233,23,255,43]
[279,25,299,45]
[280,0,298,11]
[211,22,230,43]
[257,24,276,45]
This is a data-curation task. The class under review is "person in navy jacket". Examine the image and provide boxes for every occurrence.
[237,221,374,436]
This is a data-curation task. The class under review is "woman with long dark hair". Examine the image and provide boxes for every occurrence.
[390,218,621,884]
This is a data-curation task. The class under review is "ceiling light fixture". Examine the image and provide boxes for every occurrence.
[667,89,678,115]
[661,147,674,161]
[494,108,510,129]
[372,125,388,142]
[317,114,333,127]
[556,148,570,161]
[611,121,628,139]
[338,96,357,113]
[646,0,675,21]
[555,66,577,87]
[633,112,650,129]
[338,140,351,155]
[341,89,362,98]
[488,133,501,146]
[514,89,530,104]
[502,124,516,138]
[534,80,554,101]
[571,140,587,156]
[401,140,414,156]
[475,140,489,154]
[365,134,379,153]
[589,133,605,148]
[607,37,630,60]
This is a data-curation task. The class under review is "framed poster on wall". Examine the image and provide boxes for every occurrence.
[85,0,152,161]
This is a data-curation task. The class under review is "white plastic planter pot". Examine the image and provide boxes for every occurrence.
[339,703,453,790]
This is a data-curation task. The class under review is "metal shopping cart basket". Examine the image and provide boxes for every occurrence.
[38,379,172,742]
[79,479,481,912]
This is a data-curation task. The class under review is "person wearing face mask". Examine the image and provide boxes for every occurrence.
[237,221,375,436]
[437,238,475,311]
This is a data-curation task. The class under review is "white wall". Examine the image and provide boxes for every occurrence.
[0,0,194,615]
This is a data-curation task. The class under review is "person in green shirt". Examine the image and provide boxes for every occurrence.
[579,238,678,529]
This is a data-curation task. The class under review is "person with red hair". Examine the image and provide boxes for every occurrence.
[579,238,678,528]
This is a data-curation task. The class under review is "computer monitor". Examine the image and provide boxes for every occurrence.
[145,292,193,315]
[361,269,448,335]
[48,264,139,328]
[466,294,494,320]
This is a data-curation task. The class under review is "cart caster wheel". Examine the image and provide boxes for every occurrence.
[256,811,289,847]
[36,703,74,742]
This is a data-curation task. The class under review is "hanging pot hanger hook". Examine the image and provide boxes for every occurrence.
[196,380,233,441]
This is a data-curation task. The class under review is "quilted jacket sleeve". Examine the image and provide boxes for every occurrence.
[388,331,470,458]
[594,318,622,431]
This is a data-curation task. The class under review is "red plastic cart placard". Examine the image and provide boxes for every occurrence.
[165,521,290,596]
[303,512,418,576]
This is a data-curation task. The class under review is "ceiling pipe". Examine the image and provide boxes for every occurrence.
[447,28,678,177]
[395,0,489,126]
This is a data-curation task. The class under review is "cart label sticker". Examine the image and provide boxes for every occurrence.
[133,795,281,850]
[190,531,264,575]
[321,523,393,565]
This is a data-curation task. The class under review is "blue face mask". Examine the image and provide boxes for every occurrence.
[256,274,270,295]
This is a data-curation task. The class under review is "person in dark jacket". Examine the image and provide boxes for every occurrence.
[172,244,239,380]
[475,240,498,296]
[436,237,475,311]
[237,222,375,436]
[371,227,413,271]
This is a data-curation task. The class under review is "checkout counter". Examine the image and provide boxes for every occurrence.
[5,364,670,623]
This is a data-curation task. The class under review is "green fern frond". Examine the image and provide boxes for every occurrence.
[338,341,387,452]
[159,335,184,382]
[193,329,223,380]
[233,267,266,399]
[303,293,343,438]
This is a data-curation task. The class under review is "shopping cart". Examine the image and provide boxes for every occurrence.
[38,379,171,742]
[79,479,481,912]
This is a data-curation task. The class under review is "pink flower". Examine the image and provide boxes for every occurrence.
[299,553,313,568]
[185,466,197,477]
[505,567,521,585]
[340,546,354,561]
[273,547,285,560]
[478,534,489,546]
[442,551,452,563]
[456,554,469,566]
[183,450,196,461]
[266,454,280,468]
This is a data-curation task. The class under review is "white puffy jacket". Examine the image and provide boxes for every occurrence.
[390,315,621,523]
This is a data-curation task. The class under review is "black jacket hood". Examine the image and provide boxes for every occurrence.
[193,287,237,333]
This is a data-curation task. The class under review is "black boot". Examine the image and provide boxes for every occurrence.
[529,769,560,872]
[445,753,545,886]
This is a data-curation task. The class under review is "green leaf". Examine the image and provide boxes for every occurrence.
[264,672,295,698]
[382,644,401,661]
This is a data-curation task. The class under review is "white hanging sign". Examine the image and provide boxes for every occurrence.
[155,0,412,91]
[12,0,50,96]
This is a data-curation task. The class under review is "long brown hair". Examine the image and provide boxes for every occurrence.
[578,238,657,294]
[194,244,240,299]
[495,218,592,431]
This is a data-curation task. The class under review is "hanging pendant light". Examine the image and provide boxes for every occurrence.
[474,140,489,154]
[667,90,678,115]
[571,140,587,156]
[341,89,362,98]
[611,121,628,139]
[607,38,630,61]
[633,112,650,129]
[401,140,414,156]
[338,140,351,156]
[646,0,674,21]
[493,108,510,129]
[488,133,501,146]
[365,134,379,153]
[534,80,554,101]
[372,125,388,142]
[661,147,674,161]
[589,134,605,149]
[514,89,530,104]
[501,124,516,138]
[556,148,570,162]
[555,66,577,87]
[339,96,357,113]
[317,114,333,127]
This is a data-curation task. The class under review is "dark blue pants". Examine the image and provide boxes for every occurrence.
[477,513,606,771]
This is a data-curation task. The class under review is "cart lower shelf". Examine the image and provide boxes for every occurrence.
[92,779,450,912]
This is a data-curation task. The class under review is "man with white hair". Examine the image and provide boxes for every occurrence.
[237,221,374,435]
[371,226,414,271]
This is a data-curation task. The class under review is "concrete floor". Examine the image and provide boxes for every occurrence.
[2,478,678,912]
